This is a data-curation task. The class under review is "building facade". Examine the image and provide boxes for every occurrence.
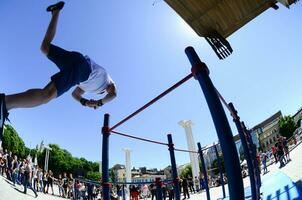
[293,107,302,127]
[252,111,282,152]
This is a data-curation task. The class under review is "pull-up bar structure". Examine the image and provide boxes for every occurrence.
[101,46,258,200]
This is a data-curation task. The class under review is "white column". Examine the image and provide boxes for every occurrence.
[44,149,49,171]
[178,120,200,188]
[43,145,52,172]
[123,148,132,200]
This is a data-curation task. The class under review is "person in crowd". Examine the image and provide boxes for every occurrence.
[149,183,156,200]
[187,176,195,194]
[43,170,49,193]
[58,174,65,197]
[223,175,228,184]
[68,173,74,198]
[261,151,268,174]
[162,183,167,200]
[12,155,19,185]
[241,167,247,178]
[80,182,87,199]
[181,178,190,199]
[115,184,122,200]
[37,167,44,192]
[167,183,174,200]
[194,176,200,192]
[32,164,39,191]
[282,137,291,162]
[62,172,69,198]
[276,140,285,168]
[87,182,95,200]
[46,170,55,195]
[74,179,81,199]
[18,159,26,185]
[141,184,149,200]
[0,152,5,176]
[130,185,139,200]
[23,159,38,198]
[199,175,205,191]
[271,145,278,163]
[6,151,13,181]
[178,178,182,194]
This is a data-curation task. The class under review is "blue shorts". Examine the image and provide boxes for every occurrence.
[48,44,91,97]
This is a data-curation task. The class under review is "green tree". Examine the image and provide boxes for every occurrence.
[180,164,192,178]
[86,171,101,181]
[2,124,27,158]
[2,124,101,179]
[109,168,116,182]
[211,156,225,175]
[279,115,298,139]
[239,145,245,162]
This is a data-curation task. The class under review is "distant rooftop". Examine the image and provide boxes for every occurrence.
[252,111,282,130]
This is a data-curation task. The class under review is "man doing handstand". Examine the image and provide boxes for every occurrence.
[0,2,117,135]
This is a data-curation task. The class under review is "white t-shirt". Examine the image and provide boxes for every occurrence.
[78,56,114,93]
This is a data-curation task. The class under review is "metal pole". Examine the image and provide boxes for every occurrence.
[242,122,262,200]
[122,184,126,200]
[102,113,111,200]
[185,47,244,200]
[213,144,226,198]
[167,134,181,200]
[197,143,210,200]
[228,103,257,200]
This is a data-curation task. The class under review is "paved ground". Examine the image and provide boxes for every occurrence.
[1,142,301,200]
[188,141,302,200]
[0,177,62,200]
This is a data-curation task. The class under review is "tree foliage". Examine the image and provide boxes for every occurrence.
[38,144,101,179]
[180,164,192,178]
[211,156,225,175]
[2,124,27,158]
[86,171,101,181]
[279,115,298,139]
[239,145,245,162]
[2,125,101,179]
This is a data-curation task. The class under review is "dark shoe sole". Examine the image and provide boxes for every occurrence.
[46,1,65,12]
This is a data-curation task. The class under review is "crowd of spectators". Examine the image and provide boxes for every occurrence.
[108,175,216,200]
[0,148,231,200]
[0,134,300,199]
[258,135,297,174]
[0,149,81,199]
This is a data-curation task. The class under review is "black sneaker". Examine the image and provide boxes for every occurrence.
[46,1,65,12]
[0,93,9,138]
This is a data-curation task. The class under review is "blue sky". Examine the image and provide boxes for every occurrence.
[0,1,301,169]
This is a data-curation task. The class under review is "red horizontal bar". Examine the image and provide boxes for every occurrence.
[110,73,193,131]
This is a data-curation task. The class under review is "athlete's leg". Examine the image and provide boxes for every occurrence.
[40,10,60,55]
[5,81,57,110]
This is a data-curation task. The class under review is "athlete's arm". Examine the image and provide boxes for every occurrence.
[72,87,85,104]
[97,84,117,106]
